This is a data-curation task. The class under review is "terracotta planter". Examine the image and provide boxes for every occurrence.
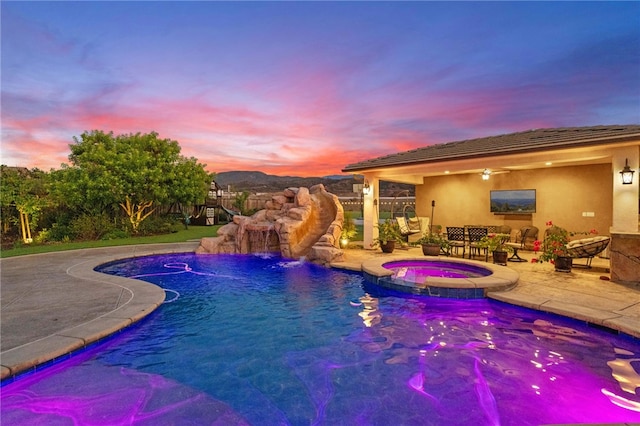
[380,241,395,253]
[492,250,508,265]
[554,256,573,272]
[422,243,441,256]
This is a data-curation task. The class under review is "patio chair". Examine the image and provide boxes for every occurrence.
[497,225,512,235]
[396,216,418,236]
[565,236,611,268]
[446,227,466,257]
[397,215,430,243]
[467,227,488,259]
[505,226,538,262]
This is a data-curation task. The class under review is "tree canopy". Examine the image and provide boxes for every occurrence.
[51,130,209,232]
[0,166,49,234]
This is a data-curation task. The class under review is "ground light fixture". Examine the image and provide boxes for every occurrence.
[482,169,491,181]
[620,158,635,185]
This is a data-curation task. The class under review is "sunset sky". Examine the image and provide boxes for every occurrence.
[2,1,639,177]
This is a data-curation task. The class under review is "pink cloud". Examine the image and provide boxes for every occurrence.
[2,1,637,177]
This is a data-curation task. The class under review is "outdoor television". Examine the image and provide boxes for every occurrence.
[490,189,536,214]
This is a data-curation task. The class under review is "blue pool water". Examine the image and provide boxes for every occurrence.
[2,253,639,425]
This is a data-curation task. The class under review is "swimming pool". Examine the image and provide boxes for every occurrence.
[2,253,639,425]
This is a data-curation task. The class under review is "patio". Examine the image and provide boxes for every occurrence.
[333,244,640,338]
[341,125,640,286]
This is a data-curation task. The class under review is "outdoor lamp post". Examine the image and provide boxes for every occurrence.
[620,158,635,185]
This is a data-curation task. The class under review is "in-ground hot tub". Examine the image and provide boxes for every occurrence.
[384,259,493,280]
[361,257,519,298]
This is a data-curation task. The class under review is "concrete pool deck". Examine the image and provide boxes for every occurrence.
[1,242,639,381]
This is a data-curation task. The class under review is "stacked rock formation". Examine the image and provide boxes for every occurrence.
[196,184,345,265]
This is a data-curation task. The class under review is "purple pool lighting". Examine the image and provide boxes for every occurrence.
[2,253,639,425]
[384,259,492,282]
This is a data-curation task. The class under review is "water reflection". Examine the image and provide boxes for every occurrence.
[358,293,381,327]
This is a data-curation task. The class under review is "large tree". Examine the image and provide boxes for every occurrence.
[52,130,209,232]
[0,166,50,240]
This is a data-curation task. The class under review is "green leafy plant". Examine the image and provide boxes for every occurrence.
[341,212,358,241]
[34,228,50,244]
[417,232,450,250]
[478,233,513,253]
[371,218,401,248]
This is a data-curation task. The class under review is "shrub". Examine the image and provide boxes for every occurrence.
[341,212,358,240]
[48,223,75,242]
[34,229,51,244]
[135,216,176,236]
[71,213,117,240]
[101,229,130,240]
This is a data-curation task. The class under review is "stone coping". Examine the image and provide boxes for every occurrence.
[358,256,520,296]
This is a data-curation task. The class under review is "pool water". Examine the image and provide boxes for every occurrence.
[2,253,639,425]
[384,259,492,281]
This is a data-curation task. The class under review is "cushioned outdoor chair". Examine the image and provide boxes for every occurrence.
[396,216,420,238]
[396,216,429,243]
[497,225,512,235]
[565,236,611,268]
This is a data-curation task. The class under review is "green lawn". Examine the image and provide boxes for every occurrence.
[1,224,366,258]
[0,226,221,258]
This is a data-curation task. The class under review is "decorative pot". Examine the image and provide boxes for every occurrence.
[492,250,508,265]
[554,256,573,272]
[380,241,395,253]
[422,243,441,256]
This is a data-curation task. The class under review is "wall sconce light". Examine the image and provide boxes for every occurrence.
[481,169,491,181]
[620,158,635,185]
[362,179,372,195]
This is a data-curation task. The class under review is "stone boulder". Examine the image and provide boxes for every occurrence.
[195,185,344,265]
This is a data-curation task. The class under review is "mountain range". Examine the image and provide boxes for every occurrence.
[214,171,414,196]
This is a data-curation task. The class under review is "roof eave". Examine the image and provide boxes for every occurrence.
[342,132,640,173]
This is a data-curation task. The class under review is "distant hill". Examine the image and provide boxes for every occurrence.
[214,171,414,196]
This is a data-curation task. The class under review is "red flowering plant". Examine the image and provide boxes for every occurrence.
[532,221,598,263]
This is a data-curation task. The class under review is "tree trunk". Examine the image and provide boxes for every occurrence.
[119,196,156,233]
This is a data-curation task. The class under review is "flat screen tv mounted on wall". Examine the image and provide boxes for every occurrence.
[490,189,536,214]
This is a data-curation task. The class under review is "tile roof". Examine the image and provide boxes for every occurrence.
[342,125,640,172]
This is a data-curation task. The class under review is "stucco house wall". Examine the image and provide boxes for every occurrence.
[415,163,613,239]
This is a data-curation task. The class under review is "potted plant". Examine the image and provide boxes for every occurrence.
[478,233,513,265]
[340,213,358,248]
[534,221,572,272]
[417,232,450,256]
[372,218,402,253]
